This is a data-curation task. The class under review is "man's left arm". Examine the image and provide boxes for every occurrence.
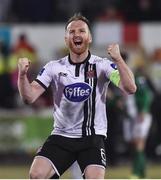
[107,43,137,94]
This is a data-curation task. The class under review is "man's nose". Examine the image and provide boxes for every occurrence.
[74,31,80,36]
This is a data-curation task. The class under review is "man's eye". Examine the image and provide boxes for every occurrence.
[69,31,74,34]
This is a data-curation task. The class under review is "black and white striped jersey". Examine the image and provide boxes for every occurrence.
[35,52,120,138]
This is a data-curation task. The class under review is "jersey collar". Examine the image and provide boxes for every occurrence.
[68,51,91,65]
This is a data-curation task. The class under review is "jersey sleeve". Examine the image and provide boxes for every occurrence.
[102,58,120,87]
[35,61,53,90]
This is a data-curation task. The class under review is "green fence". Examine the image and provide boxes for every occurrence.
[0,115,53,152]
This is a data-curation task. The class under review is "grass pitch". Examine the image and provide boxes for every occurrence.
[0,163,161,179]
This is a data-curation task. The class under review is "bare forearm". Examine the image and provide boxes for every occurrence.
[18,74,34,104]
[107,43,136,94]
[18,57,45,104]
[116,57,136,94]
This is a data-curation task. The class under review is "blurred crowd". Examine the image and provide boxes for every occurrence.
[0,33,53,109]
[1,0,161,23]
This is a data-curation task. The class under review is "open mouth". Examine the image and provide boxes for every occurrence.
[74,41,82,46]
[73,37,83,47]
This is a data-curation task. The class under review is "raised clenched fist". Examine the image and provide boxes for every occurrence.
[18,58,31,76]
[107,43,122,63]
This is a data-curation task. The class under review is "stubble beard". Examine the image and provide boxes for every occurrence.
[69,42,89,55]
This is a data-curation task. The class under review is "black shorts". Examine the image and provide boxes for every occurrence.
[36,134,107,176]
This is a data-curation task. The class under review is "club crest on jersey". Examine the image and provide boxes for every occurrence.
[59,72,68,77]
[64,83,92,102]
[110,63,117,70]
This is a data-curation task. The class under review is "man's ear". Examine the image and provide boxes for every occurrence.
[89,32,92,43]
[64,34,68,44]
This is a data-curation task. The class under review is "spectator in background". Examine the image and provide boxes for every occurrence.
[13,33,37,62]
[0,39,15,108]
[124,60,154,178]
[122,49,155,178]
[11,33,53,110]
[3,33,40,109]
[9,33,38,90]
[130,65,153,178]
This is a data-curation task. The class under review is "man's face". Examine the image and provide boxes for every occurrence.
[65,20,92,55]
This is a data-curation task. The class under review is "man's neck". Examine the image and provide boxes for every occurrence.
[69,51,89,64]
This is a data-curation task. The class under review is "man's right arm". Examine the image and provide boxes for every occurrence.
[18,58,45,104]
